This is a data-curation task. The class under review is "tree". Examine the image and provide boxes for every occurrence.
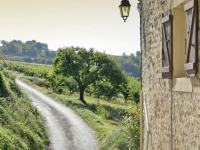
[53,47,127,104]
[92,80,118,100]
[136,50,141,57]
[120,82,130,102]
[127,76,141,103]
[64,76,78,95]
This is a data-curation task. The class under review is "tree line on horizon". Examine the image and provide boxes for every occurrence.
[111,51,141,79]
[0,40,56,64]
[0,40,141,78]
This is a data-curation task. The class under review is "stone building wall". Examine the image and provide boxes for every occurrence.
[141,0,200,149]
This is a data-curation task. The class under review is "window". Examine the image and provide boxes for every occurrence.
[161,0,198,79]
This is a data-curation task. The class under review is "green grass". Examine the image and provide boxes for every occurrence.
[19,75,132,150]
[0,71,50,150]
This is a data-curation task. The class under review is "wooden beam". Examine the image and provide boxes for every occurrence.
[184,62,195,70]
[161,15,171,24]
[162,67,170,73]
[184,0,194,11]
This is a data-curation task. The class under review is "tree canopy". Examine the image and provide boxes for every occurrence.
[53,47,127,104]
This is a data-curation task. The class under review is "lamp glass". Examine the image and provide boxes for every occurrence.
[120,6,130,17]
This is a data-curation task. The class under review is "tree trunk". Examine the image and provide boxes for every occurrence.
[79,86,86,104]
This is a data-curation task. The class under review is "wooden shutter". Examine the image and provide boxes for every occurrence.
[184,0,198,77]
[161,9,173,79]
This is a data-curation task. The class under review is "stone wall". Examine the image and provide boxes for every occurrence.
[141,0,200,149]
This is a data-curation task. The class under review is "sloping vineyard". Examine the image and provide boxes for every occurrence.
[3,61,141,103]
[0,69,49,150]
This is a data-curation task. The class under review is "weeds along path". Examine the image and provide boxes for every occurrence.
[16,79,99,150]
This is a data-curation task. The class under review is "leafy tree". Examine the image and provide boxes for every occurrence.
[136,51,141,57]
[45,69,55,88]
[127,76,141,103]
[92,80,118,100]
[53,47,127,104]
[64,76,78,95]
[52,75,65,94]
[120,82,130,102]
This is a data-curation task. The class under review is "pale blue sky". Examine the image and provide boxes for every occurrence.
[0,0,140,55]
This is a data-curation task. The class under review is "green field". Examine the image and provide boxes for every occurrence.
[20,75,140,150]
[2,55,140,149]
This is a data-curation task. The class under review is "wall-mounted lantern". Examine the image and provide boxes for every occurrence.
[119,0,141,22]
[119,0,131,22]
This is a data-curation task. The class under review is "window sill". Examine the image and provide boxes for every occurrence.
[172,78,192,92]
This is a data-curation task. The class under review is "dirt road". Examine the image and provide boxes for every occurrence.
[16,79,99,150]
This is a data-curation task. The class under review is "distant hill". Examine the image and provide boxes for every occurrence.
[111,51,141,79]
[0,40,56,64]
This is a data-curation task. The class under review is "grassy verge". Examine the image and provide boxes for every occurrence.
[19,75,133,150]
[0,71,50,150]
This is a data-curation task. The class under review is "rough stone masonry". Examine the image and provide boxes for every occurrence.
[141,0,200,149]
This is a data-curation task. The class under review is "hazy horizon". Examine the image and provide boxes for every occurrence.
[0,0,140,55]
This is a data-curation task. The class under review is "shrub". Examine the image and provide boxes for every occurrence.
[101,127,128,150]
[0,127,27,150]
[96,101,109,119]
[123,105,140,150]
[32,77,46,87]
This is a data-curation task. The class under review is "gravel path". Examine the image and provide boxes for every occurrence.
[16,79,99,150]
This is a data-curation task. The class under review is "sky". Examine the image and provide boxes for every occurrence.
[0,0,140,56]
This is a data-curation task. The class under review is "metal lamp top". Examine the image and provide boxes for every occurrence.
[119,0,131,7]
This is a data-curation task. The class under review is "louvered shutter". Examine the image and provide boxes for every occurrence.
[184,0,198,77]
[161,9,173,79]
